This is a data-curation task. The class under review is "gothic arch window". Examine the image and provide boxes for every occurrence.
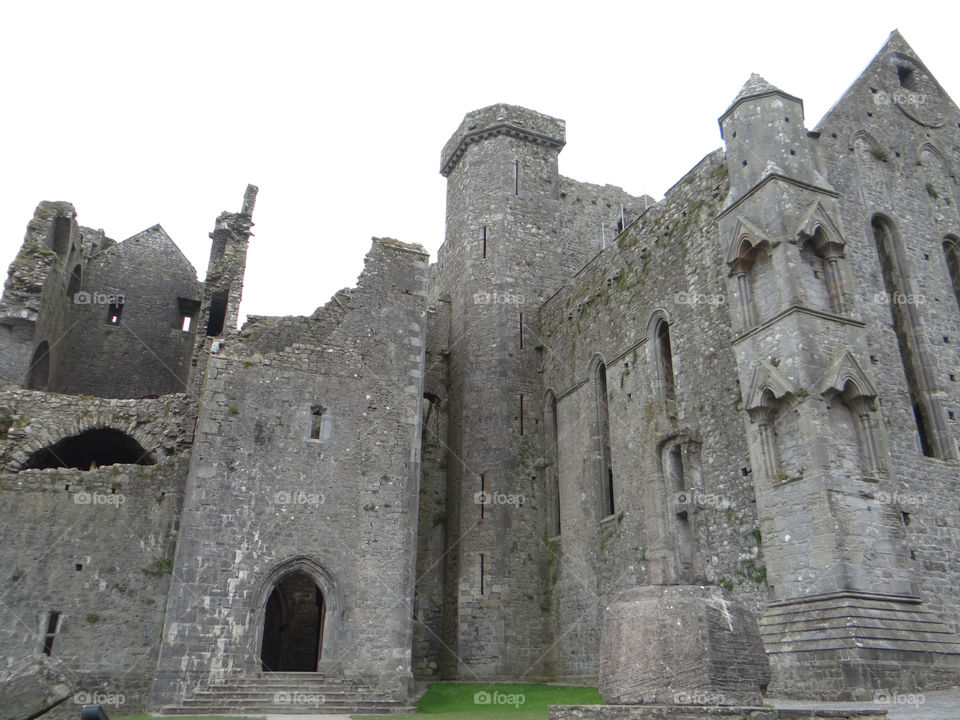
[591,356,615,518]
[853,131,888,207]
[944,236,960,312]
[871,215,949,458]
[804,227,848,314]
[728,233,775,330]
[730,237,759,328]
[654,319,676,402]
[919,143,954,211]
[840,380,883,479]
[748,389,783,481]
[543,390,561,537]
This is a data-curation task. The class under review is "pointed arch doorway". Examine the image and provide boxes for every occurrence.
[260,570,325,672]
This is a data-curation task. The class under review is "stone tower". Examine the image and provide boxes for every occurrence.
[719,50,960,697]
[433,105,567,677]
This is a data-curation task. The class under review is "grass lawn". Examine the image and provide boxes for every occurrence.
[353,682,603,720]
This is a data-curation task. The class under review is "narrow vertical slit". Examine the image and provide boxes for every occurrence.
[42,611,61,656]
[482,226,487,259]
[480,473,486,520]
[480,554,485,595]
[519,394,525,436]
[519,312,523,349]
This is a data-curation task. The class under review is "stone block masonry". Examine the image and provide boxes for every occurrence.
[1,28,960,717]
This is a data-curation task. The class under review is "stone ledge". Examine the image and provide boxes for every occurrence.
[549,706,887,719]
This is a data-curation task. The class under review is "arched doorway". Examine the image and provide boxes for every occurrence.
[260,570,325,672]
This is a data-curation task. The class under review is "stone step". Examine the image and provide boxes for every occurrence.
[193,685,374,694]
[161,705,415,715]
[178,696,406,706]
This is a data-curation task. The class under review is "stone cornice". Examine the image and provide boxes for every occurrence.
[717,173,839,221]
[732,304,865,344]
[440,123,565,177]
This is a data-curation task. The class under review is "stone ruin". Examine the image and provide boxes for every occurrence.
[1,29,959,718]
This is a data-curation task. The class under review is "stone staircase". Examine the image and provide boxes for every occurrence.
[760,591,960,654]
[159,672,416,714]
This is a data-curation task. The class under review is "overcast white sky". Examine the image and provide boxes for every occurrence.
[2,2,958,323]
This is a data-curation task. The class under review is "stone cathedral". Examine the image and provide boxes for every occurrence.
[2,30,959,717]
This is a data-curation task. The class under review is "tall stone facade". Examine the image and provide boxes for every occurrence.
[1,30,959,716]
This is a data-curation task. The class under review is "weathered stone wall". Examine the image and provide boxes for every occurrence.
[0,203,105,390]
[54,225,201,398]
[811,32,960,633]
[0,390,196,472]
[426,104,655,681]
[151,237,429,708]
[0,453,190,715]
[433,105,567,679]
[539,149,767,679]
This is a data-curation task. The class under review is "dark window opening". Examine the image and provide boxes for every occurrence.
[479,553,485,594]
[944,239,960,312]
[75,564,82,571]
[596,362,614,517]
[913,404,934,457]
[178,297,201,332]
[309,404,325,440]
[206,292,228,336]
[482,226,487,258]
[67,265,82,299]
[545,393,560,537]
[42,611,60,656]
[656,320,676,401]
[897,65,918,91]
[26,341,50,390]
[480,473,486,520]
[107,301,123,325]
[22,428,155,470]
[519,394,525,436]
[261,571,325,672]
[872,217,939,457]
[51,217,71,255]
